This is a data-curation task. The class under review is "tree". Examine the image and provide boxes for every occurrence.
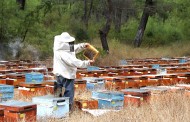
[133,0,154,47]
[112,0,132,33]
[82,0,93,29]
[99,0,113,53]
[17,0,26,10]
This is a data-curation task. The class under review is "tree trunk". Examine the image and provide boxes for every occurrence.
[99,0,113,53]
[114,8,122,32]
[17,0,26,10]
[134,0,153,47]
[0,0,5,42]
[83,0,93,29]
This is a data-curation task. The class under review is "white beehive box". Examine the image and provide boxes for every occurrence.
[32,95,69,118]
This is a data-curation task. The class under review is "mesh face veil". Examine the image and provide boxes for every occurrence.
[69,41,74,52]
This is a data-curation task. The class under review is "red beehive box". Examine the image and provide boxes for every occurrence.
[142,74,162,86]
[6,73,25,86]
[0,101,36,122]
[0,64,6,70]
[0,108,4,122]
[6,63,19,69]
[75,99,98,109]
[123,77,139,88]
[42,80,55,94]
[177,76,190,84]
[148,68,157,74]
[160,78,171,86]
[177,72,190,84]
[124,95,144,107]
[107,72,119,77]
[6,78,25,87]
[74,79,87,91]
[84,71,95,77]
[137,77,148,87]
[140,86,170,101]
[93,70,108,77]
[30,67,47,74]
[18,82,46,98]
[44,75,55,81]
[0,79,6,84]
[104,77,125,90]
[76,70,84,79]
[147,78,160,86]
[162,74,178,85]
[126,76,148,88]
[122,69,136,76]
[12,69,32,73]
[19,63,36,68]
[76,70,95,78]
[0,74,6,79]
[121,89,151,102]
[134,68,149,75]
[0,70,14,74]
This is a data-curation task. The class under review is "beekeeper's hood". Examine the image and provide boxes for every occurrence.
[53,32,75,52]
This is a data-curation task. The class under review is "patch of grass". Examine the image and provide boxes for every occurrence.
[89,39,190,66]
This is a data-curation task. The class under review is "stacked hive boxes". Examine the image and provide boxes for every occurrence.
[25,72,44,83]
[121,89,151,107]
[0,57,190,120]
[32,95,69,118]
[18,82,47,98]
[82,77,105,91]
[0,101,37,122]
[75,99,98,109]
[0,84,14,101]
[92,91,124,109]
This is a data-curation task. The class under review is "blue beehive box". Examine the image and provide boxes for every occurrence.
[86,82,105,91]
[98,98,124,109]
[82,77,105,91]
[0,84,14,92]
[91,91,124,109]
[179,59,186,63]
[0,92,14,99]
[92,91,124,100]
[152,64,160,69]
[25,72,44,83]
[87,66,99,71]
[32,95,69,118]
[0,84,14,101]
[119,60,127,65]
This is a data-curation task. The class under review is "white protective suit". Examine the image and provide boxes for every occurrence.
[53,35,91,79]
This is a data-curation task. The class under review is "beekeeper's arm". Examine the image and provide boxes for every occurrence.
[74,43,89,54]
[61,52,92,68]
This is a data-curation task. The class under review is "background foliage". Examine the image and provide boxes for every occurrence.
[0,0,190,60]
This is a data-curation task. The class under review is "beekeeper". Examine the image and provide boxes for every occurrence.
[53,32,94,110]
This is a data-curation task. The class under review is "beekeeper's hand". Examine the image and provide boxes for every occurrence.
[84,43,90,48]
[89,60,95,65]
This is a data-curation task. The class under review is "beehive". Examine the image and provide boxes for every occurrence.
[0,101,37,122]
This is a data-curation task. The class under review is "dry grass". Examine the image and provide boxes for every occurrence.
[92,40,190,66]
[35,92,190,122]
[14,88,190,122]
[42,40,190,66]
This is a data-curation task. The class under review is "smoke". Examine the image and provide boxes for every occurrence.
[9,38,23,58]
[0,38,40,60]
[0,43,11,60]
